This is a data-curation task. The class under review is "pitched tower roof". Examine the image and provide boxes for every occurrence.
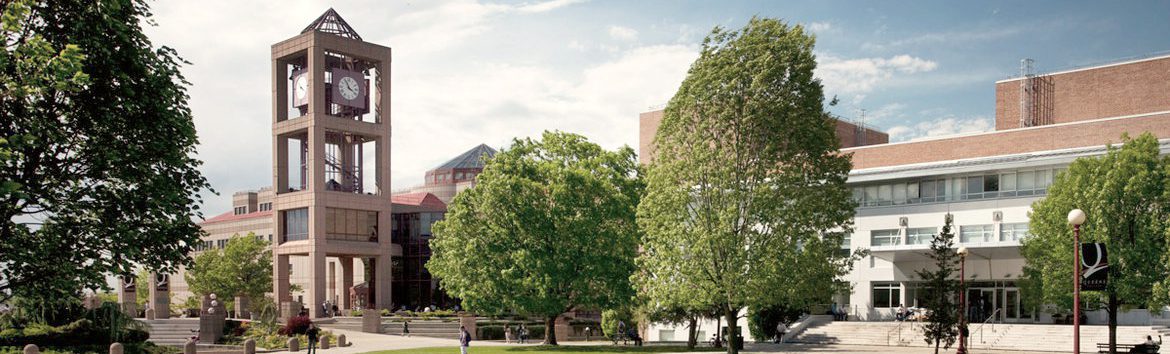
[302,8,362,40]
[431,144,497,171]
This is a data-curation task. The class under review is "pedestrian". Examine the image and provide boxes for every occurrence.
[459,325,472,354]
[332,304,339,317]
[519,324,528,344]
[322,301,329,318]
[307,324,320,354]
[403,319,411,337]
[504,324,513,343]
[774,321,787,344]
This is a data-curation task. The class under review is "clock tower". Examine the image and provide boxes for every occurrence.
[270,8,395,317]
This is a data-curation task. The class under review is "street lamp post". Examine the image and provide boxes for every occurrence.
[957,246,969,354]
[1068,209,1087,354]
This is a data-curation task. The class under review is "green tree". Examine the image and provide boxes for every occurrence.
[0,0,211,302]
[184,233,272,311]
[1021,132,1170,353]
[427,131,642,345]
[636,17,860,354]
[915,214,960,354]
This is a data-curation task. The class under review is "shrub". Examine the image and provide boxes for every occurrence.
[380,308,391,316]
[279,316,312,336]
[349,309,362,317]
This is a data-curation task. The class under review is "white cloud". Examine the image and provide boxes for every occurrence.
[608,25,639,41]
[516,0,588,13]
[808,21,832,33]
[886,116,994,142]
[815,54,938,97]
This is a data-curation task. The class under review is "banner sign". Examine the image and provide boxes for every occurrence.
[1081,242,1108,291]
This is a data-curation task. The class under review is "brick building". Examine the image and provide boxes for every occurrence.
[641,54,1170,341]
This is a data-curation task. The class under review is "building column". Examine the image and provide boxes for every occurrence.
[308,251,327,318]
[328,261,336,305]
[274,254,291,303]
[375,254,392,311]
[341,256,354,310]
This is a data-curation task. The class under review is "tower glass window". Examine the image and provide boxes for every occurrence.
[870,229,901,247]
[283,208,309,243]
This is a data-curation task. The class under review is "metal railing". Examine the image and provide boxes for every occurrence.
[975,308,1001,345]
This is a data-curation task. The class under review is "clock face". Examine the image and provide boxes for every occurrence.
[294,75,308,100]
[338,76,360,100]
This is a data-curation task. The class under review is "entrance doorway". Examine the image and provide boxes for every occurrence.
[964,283,1030,323]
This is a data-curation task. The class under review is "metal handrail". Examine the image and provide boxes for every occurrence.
[976,308,1001,344]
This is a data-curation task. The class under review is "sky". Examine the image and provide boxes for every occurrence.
[142,0,1170,217]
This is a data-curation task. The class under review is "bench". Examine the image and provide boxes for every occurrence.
[1097,342,1158,353]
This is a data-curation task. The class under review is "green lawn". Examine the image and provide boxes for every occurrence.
[362,345,724,354]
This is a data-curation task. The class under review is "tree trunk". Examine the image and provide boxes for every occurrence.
[1108,292,1118,354]
[687,316,698,349]
[725,310,738,354]
[544,316,558,346]
[935,340,940,354]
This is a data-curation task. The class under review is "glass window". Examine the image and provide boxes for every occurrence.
[865,186,878,206]
[853,187,865,204]
[893,184,907,205]
[878,185,892,205]
[966,176,984,198]
[659,330,675,341]
[1037,170,1051,190]
[920,180,935,199]
[872,283,901,308]
[907,182,920,200]
[1001,173,1016,192]
[283,208,309,242]
[960,224,994,243]
[871,229,901,247]
[906,227,937,245]
[1000,223,1030,241]
[1018,171,1036,191]
[840,233,852,249]
[984,174,999,193]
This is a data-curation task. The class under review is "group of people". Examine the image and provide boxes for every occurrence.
[617,320,643,346]
[896,304,918,321]
[320,301,340,318]
[823,303,848,321]
[503,324,531,344]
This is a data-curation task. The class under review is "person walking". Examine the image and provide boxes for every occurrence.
[403,319,411,337]
[504,324,513,343]
[459,325,472,354]
[518,324,528,344]
[774,321,787,344]
[306,324,320,354]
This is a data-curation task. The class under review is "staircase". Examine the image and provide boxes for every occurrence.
[791,320,1157,352]
[140,318,200,346]
[320,317,463,339]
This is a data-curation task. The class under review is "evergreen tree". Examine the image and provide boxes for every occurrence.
[916,213,960,354]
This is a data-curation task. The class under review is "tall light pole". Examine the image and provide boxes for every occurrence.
[957,246,969,354]
[1068,209,1087,354]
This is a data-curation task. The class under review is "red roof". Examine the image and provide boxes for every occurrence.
[391,192,446,211]
[201,210,273,225]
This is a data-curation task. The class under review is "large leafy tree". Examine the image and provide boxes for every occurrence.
[915,214,960,354]
[427,131,642,345]
[1022,132,1170,353]
[184,233,272,309]
[0,0,210,302]
[636,17,860,354]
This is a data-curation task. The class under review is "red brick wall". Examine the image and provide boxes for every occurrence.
[996,56,1170,130]
[847,113,1170,170]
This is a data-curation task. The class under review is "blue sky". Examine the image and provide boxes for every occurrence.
[144,0,1170,216]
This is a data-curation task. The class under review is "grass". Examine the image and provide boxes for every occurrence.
[362,345,725,354]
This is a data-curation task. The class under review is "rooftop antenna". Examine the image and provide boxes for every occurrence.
[856,108,867,146]
[1019,58,1035,128]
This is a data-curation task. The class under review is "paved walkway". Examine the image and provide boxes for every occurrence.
[306,328,518,354]
[272,332,1068,354]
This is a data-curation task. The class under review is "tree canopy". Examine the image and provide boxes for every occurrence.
[636,17,861,354]
[1021,132,1170,352]
[0,0,211,302]
[427,131,642,345]
[184,233,272,307]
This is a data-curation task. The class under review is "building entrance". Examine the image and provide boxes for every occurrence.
[965,281,1030,323]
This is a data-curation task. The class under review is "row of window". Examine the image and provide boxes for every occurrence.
[861,223,1030,247]
[259,202,272,212]
[432,171,478,184]
[192,234,273,251]
[852,168,1062,208]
